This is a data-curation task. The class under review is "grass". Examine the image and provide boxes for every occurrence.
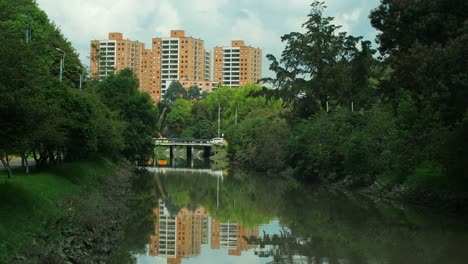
[0,159,115,262]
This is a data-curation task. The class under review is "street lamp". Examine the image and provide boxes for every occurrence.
[77,66,84,91]
[55,47,66,81]
[21,15,32,44]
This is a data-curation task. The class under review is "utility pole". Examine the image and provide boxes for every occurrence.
[77,66,83,91]
[326,96,329,112]
[217,175,219,209]
[218,103,221,138]
[235,106,238,125]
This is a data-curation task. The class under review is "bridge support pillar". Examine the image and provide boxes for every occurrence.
[203,146,211,158]
[169,146,174,159]
[186,146,192,158]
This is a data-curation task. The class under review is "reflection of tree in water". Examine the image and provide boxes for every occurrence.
[162,195,182,216]
[244,229,315,263]
[123,169,468,264]
[158,168,291,227]
[243,184,468,264]
[109,169,160,263]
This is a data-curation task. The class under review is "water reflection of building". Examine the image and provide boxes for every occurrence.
[150,199,209,264]
[150,200,177,258]
[150,199,259,263]
[211,219,259,256]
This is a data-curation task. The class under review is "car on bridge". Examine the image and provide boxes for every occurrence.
[155,138,169,143]
[210,137,227,145]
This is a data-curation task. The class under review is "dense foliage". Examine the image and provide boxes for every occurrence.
[159,84,282,137]
[90,69,159,164]
[205,1,466,201]
[0,0,158,177]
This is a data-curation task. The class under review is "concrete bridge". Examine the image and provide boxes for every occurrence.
[154,138,220,158]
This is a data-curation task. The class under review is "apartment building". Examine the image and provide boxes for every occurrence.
[213,40,262,87]
[90,32,144,81]
[90,31,209,103]
[90,33,264,103]
[140,30,208,102]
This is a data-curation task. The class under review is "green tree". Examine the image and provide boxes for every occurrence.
[263,1,373,118]
[370,0,467,124]
[188,85,201,100]
[227,108,290,172]
[370,0,468,190]
[165,99,193,137]
[190,100,214,139]
[0,0,86,174]
[94,69,159,164]
[164,81,188,102]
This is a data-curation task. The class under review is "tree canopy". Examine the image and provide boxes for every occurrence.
[92,69,159,164]
[0,1,159,175]
[164,81,188,103]
[263,1,377,118]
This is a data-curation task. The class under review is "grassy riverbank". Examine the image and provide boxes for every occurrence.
[0,159,133,263]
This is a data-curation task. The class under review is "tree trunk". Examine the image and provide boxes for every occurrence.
[32,150,39,163]
[6,153,10,167]
[57,151,62,162]
[48,149,55,164]
[0,156,13,178]
[21,153,30,174]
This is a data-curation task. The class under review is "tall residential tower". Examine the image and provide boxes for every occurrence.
[213,40,262,87]
[140,30,209,102]
[90,33,144,81]
[90,33,260,103]
[91,31,215,103]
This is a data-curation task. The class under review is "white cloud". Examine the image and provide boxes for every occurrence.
[269,0,311,12]
[147,0,181,36]
[333,8,362,33]
[35,0,379,78]
[343,8,362,22]
[231,9,278,47]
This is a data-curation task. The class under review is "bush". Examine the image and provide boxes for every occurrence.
[405,161,447,192]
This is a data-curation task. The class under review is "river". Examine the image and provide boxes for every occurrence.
[112,155,468,264]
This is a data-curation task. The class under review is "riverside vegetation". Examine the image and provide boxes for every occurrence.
[1,159,158,263]
[1,0,467,262]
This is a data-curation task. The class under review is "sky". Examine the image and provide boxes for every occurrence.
[35,0,381,78]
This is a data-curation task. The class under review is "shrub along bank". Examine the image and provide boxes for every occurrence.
[0,159,137,263]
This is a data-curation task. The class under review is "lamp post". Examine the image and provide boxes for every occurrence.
[55,48,66,81]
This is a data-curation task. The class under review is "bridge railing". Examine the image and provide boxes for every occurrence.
[154,138,212,144]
